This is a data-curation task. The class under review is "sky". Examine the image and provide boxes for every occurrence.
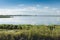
[0,0,60,15]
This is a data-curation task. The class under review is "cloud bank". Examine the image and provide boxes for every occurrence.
[0,4,60,15]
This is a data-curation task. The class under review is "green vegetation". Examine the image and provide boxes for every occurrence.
[0,15,11,18]
[0,24,60,40]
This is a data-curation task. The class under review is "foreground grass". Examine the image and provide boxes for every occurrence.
[0,24,60,40]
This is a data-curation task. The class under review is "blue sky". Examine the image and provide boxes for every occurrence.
[0,0,60,8]
[0,0,60,15]
[0,0,60,7]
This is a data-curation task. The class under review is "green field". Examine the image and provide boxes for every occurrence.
[0,24,60,40]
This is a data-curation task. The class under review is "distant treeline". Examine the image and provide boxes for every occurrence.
[0,15,60,18]
[0,15,11,18]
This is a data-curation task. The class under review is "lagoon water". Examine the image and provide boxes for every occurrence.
[0,16,60,25]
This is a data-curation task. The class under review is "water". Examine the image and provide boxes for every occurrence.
[0,16,60,25]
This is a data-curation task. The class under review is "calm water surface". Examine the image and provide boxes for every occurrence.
[0,16,60,25]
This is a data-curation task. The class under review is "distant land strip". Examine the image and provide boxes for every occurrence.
[0,15,60,18]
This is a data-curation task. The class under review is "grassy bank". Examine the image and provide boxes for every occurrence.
[0,24,60,40]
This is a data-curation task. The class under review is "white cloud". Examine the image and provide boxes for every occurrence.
[44,6,49,9]
[0,5,60,15]
[18,4,24,7]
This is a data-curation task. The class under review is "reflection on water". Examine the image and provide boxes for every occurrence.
[0,16,60,25]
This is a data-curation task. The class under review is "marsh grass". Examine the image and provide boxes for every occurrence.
[0,24,60,40]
